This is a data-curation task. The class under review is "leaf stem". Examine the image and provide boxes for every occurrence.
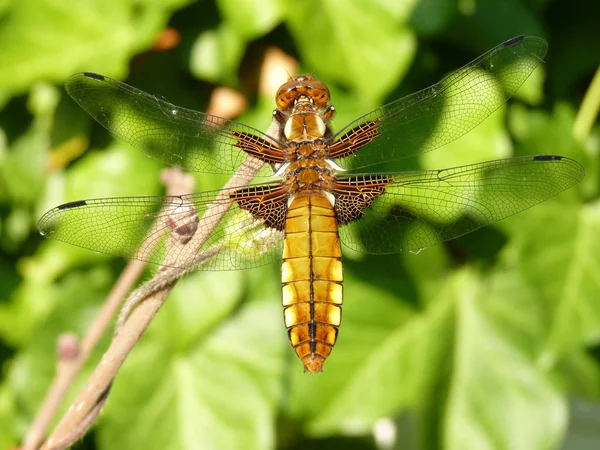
[573,65,600,141]
[39,155,265,450]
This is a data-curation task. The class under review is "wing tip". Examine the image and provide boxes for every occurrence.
[37,200,88,235]
[531,155,586,184]
[502,35,548,58]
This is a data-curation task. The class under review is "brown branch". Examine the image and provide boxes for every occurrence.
[39,154,265,450]
[21,169,196,450]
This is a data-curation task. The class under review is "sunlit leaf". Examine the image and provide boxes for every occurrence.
[218,0,284,40]
[190,25,245,86]
[0,384,18,450]
[2,267,114,420]
[98,269,285,449]
[444,270,567,450]
[505,201,600,359]
[285,0,417,104]
[286,273,450,435]
[0,0,189,95]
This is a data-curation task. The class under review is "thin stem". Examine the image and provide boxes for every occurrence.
[21,261,146,450]
[39,155,265,450]
[22,169,196,450]
[573,65,600,141]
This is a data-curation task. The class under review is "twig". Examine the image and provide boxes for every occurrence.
[39,154,265,450]
[573,65,600,142]
[20,263,144,450]
[21,169,196,450]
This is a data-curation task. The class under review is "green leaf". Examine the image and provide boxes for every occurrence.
[313,291,452,436]
[62,143,163,201]
[0,83,59,250]
[286,268,452,436]
[0,0,188,95]
[553,350,600,398]
[444,270,567,450]
[410,0,458,36]
[99,268,285,449]
[2,267,114,419]
[369,0,420,21]
[503,201,600,359]
[0,383,18,450]
[40,140,163,210]
[0,83,59,207]
[217,0,284,40]
[284,0,417,104]
[190,24,245,86]
[29,142,163,277]
[447,0,544,52]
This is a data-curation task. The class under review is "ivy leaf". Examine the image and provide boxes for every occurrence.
[191,0,284,85]
[286,266,453,436]
[0,384,18,449]
[284,0,416,104]
[0,83,59,207]
[98,268,285,449]
[217,0,284,40]
[411,0,458,36]
[190,24,245,86]
[1,267,114,418]
[509,103,596,197]
[504,201,600,358]
[444,270,567,450]
[0,0,188,95]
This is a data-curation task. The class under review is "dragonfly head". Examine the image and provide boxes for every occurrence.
[276,75,330,112]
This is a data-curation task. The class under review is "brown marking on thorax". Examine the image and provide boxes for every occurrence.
[284,103,328,142]
[284,158,336,195]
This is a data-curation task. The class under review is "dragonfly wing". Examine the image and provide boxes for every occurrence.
[329,36,548,170]
[38,183,286,271]
[337,155,584,254]
[66,73,283,177]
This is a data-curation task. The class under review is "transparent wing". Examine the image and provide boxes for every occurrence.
[66,73,282,177]
[331,36,548,170]
[338,155,584,254]
[38,184,285,271]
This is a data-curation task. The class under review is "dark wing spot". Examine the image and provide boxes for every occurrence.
[83,72,105,81]
[533,155,562,161]
[503,35,525,47]
[57,200,88,210]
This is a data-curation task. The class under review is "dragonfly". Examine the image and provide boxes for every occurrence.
[39,35,584,372]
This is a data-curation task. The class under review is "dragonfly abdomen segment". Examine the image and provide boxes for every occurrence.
[282,192,342,372]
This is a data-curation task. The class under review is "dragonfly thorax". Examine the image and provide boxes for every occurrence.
[283,157,336,195]
[283,101,328,141]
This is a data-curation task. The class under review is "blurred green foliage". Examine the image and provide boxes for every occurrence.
[0,0,599,449]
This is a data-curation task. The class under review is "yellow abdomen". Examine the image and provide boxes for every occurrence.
[282,192,342,372]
